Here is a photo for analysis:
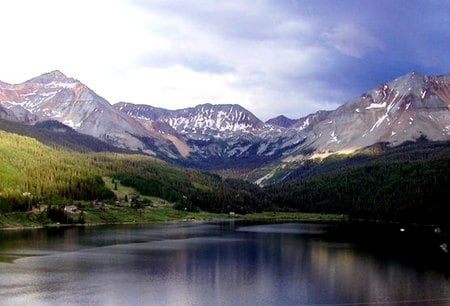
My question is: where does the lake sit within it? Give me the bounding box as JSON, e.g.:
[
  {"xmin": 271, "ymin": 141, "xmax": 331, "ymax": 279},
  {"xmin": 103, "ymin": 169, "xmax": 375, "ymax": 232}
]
[{"xmin": 0, "ymin": 221, "xmax": 450, "ymax": 305}]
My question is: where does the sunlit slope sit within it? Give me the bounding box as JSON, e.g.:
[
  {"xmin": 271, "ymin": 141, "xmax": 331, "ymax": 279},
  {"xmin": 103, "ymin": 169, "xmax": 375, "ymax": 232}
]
[{"xmin": 0, "ymin": 130, "xmax": 265, "ymax": 213}]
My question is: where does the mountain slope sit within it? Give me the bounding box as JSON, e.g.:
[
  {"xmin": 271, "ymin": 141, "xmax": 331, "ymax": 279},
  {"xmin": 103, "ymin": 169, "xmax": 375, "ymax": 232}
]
[
  {"xmin": 300, "ymin": 72, "xmax": 450, "ymax": 153},
  {"xmin": 114, "ymin": 102, "xmax": 306, "ymax": 169},
  {"xmin": 0, "ymin": 128, "xmax": 266, "ymax": 215},
  {"xmin": 264, "ymin": 141, "xmax": 450, "ymax": 223},
  {"xmin": 0, "ymin": 71, "xmax": 153, "ymax": 152},
  {"xmin": 115, "ymin": 72, "xmax": 450, "ymax": 175},
  {"xmin": 251, "ymin": 72, "xmax": 450, "ymax": 184},
  {"xmin": 0, "ymin": 104, "xmax": 18, "ymax": 121},
  {"xmin": 0, "ymin": 118, "xmax": 128, "ymax": 153}
]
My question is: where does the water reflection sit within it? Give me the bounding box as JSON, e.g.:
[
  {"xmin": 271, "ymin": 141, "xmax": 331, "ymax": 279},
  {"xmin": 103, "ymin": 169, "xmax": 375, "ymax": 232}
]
[{"xmin": 0, "ymin": 222, "xmax": 449, "ymax": 305}]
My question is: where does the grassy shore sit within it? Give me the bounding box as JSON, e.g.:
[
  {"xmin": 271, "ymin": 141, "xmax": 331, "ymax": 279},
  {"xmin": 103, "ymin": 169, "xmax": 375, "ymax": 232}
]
[{"xmin": 0, "ymin": 206, "xmax": 347, "ymax": 230}]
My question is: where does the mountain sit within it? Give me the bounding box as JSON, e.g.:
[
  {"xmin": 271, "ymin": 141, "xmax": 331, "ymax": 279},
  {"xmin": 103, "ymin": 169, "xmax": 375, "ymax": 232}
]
[
  {"xmin": 115, "ymin": 72, "xmax": 450, "ymax": 174},
  {"xmin": 265, "ymin": 115, "xmax": 297, "ymax": 128},
  {"xmin": 0, "ymin": 127, "xmax": 267, "ymax": 217},
  {"xmin": 1, "ymin": 70, "xmax": 449, "ymax": 183},
  {"xmin": 0, "ymin": 71, "xmax": 154, "ymax": 152},
  {"xmin": 264, "ymin": 140, "xmax": 450, "ymax": 223},
  {"xmin": 162, "ymin": 103, "xmax": 264, "ymax": 136},
  {"xmin": 290, "ymin": 110, "xmax": 331, "ymax": 132},
  {"xmin": 114, "ymin": 102, "xmax": 306, "ymax": 169},
  {"xmin": 115, "ymin": 102, "xmax": 264, "ymax": 137},
  {"xmin": 297, "ymin": 72, "xmax": 450, "ymax": 153},
  {"xmin": 252, "ymin": 72, "xmax": 450, "ymax": 185}
]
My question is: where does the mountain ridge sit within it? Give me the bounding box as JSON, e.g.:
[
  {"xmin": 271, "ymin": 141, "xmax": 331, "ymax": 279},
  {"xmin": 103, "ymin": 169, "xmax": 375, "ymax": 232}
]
[{"xmin": 0, "ymin": 70, "xmax": 449, "ymax": 184}]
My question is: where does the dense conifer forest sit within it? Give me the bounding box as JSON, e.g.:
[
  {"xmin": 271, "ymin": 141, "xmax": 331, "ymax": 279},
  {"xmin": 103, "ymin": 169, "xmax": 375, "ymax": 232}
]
[
  {"xmin": 265, "ymin": 158, "xmax": 450, "ymax": 224},
  {"xmin": 264, "ymin": 140, "xmax": 450, "ymax": 224}
]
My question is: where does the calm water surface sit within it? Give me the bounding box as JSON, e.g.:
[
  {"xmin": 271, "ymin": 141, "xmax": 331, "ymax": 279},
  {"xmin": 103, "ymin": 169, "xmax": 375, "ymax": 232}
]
[{"xmin": 0, "ymin": 221, "xmax": 449, "ymax": 305}]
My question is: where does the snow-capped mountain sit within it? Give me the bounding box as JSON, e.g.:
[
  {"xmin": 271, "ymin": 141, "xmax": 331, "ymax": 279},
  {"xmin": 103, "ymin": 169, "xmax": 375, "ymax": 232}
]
[
  {"xmin": 116, "ymin": 102, "xmax": 263, "ymax": 137},
  {"xmin": 162, "ymin": 103, "xmax": 264, "ymax": 137},
  {"xmin": 114, "ymin": 102, "xmax": 305, "ymax": 167},
  {"xmin": 1, "ymin": 70, "xmax": 449, "ymax": 180}
]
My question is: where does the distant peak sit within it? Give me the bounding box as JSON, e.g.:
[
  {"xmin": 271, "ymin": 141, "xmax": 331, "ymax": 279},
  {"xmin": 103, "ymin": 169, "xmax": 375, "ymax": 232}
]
[
  {"xmin": 409, "ymin": 70, "xmax": 423, "ymax": 76},
  {"xmin": 47, "ymin": 70, "xmax": 67, "ymax": 78},
  {"xmin": 406, "ymin": 71, "xmax": 425, "ymax": 79},
  {"xmin": 37, "ymin": 70, "xmax": 68, "ymax": 80},
  {"xmin": 26, "ymin": 70, "xmax": 73, "ymax": 84},
  {"xmin": 395, "ymin": 71, "xmax": 425, "ymax": 82},
  {"xmin": 270, "ymin": 115, "xmax": 291, "ymax": 121},
  {"xmin": 193, "ymin": 103, "xmax": 251, "ymax": 113},
  {"xmin": 114, "ymin": 102, "xmax": 130, "ymax": 107},
  {"xmin": 385, "ymin": 71, "xmax": 428, "ymax": 95},
  {"xmin": 266, "ymin": 115, "xmax": 296, "ymax": 128}
]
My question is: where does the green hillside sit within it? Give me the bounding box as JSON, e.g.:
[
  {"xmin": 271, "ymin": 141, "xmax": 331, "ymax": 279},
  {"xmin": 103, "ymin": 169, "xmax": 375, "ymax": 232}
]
[
  {"xmin": 0, "ymin": 118, "xmax": 127, "ymax": 153},
  {"xmin": 0, "ymin": 129, "xmax": 266, "ymax": 217},
  {"xmin": 265, "ymin": 151, "xmax": 450, "ymax": 224},
  {"xmin": 1, "ymin": 125, "xmax": 449, "ymax": 227}
]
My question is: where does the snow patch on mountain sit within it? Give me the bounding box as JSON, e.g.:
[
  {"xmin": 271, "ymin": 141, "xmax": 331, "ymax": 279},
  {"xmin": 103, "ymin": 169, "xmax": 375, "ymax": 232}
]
[{"xmin": 366, "ymin": 102, "xmax": 386, "ymax": 109}]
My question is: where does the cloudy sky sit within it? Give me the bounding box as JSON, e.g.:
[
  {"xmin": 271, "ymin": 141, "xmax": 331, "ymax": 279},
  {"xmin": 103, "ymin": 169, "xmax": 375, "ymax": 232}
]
[{"xmin": 0, "ymin": 0, "xmax": 449, "ymax": 120}]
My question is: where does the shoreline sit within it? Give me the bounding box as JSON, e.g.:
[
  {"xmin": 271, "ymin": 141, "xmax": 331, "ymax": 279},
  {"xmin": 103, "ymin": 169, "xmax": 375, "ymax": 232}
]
[
  {"xmin": 1, "ymin": 210, "xmax": 443, "ymax": 232},
  {"xmin": 0, "ymin": 211, "xmax": 347, "ymax": 231}
]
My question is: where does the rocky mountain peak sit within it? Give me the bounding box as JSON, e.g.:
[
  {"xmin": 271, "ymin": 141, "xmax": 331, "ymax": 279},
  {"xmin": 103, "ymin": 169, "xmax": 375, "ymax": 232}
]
[
  {"xmin": 265, "ymin": 115, "xmax": 296, "ymax": 128},
  {"xmin": 0, "ymin": 71, "xmax": 152, "ymax": 152},
  {"xmin": 26, "ymin": 70, "xmax": 75, "ymax": 84},
  {"xmin": 114, "ymin": 102, "xmax": 170, "ymax": 121},
  {"xmin": 163, "ymin": 103, "xmax": 264, "ymax": 136},
  {"xmin": 385, "ymin": 71, "xmax": 427, "ymax": 96}
]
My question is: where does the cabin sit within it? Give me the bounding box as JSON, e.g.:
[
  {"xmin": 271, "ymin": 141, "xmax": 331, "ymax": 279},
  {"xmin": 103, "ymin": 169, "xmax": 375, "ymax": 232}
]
[{"xmin": 64, "ymin": 205, "xmax": 78, "ymax": 213}]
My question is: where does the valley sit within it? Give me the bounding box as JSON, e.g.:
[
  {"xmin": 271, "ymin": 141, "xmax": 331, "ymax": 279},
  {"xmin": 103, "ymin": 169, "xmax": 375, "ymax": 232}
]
[{"xmin": 0, "ymin": 71, "xmax": 449, "ymax": 228}]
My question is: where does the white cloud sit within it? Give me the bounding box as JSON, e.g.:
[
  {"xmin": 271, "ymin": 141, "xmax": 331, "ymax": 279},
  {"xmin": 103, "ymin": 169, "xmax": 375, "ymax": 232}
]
[
  {"xmin": 4, "ymin": 0, "xmax": 436, "ymax": 122},
  {"xmin": 0, "ymin": 0, "xmax": 357, "ymax": 120},
  {"xmin": 107, "ymin": 66, "xmax": 244, "ymax": 108}
]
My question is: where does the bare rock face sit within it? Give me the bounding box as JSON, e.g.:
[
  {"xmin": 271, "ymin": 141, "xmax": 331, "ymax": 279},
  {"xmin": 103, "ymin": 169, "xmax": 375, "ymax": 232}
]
[
  {"xmin": 0, "ymin": 71, "xmax": 150, "ymax": 151},
  {"xmin": 266, "ymin": 111, "xmax": 331, "ymax": 130},
  {"xmin": 297, "ymin": 72, "xmax": 450, "ymax": 154},
  {"xmin": 0, "ymin": 104, "xmax": 17, "ymax": 121}
]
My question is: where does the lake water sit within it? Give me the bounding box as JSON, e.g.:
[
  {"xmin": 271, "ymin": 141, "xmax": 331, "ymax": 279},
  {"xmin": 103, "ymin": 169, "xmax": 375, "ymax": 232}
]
[{"xmin": 1, "ymin": 221, "xmax": 450, "ymax": 305}]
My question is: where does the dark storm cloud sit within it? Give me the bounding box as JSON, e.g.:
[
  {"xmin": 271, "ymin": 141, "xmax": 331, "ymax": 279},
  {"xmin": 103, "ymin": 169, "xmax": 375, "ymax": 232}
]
[{"xmin": 132, "ymin": 0, "xmax": 450, "ymax": 119}]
